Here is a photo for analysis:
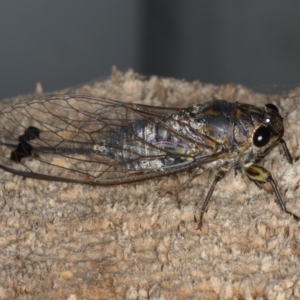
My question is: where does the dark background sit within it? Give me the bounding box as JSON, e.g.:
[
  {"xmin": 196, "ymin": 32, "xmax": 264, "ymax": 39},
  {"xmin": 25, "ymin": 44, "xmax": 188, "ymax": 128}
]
[{"xmin": 1, "ymin": 1, "xmax": 300, "ymax": 99}]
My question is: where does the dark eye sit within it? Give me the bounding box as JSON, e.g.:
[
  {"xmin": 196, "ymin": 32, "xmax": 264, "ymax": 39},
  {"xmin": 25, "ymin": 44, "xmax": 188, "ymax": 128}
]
[
  {"xmin": 253, "ymin": 126, "xmax": 271, "ymax": 147},
  {"xmin": 265, "ymin": 103, "xmax": 279, "ymax": 113}
]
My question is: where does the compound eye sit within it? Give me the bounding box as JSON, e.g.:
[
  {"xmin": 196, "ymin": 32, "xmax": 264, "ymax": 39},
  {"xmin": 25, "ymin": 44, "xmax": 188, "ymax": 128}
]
[
  {"xmin": 265, "ymin": 103, "xmax": 279, "ymax": 113},
  {"xmin": 253, "ymin": 126, "xmax": 271, "ymax": 147}
]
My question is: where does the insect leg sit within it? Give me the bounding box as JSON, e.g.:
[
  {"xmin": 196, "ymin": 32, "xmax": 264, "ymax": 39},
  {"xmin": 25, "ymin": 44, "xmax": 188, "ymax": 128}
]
[
  {"xmin": 160, "ymin": 168, "xmax": 204, "ymax": 208},
  {"xmin": 244, "ymin": 164, "xmax": 300, "ymax": 222},
  {"xmin": 197, "ymin": 170, "xmax": 226, "ymax": 230},
  {"xmin": 173, "ymin": 168, "xmax": 204, "ymax": 195},
  {"xmin": 267, "ymin": 176, "xmax": 300, "ymax": 222},
  {"xmin": 169, "ymin": 168, "xmax": 203, "ymax": 209},
  {"xmin": 280, "ymin": 138, "xmax": 293, "ymax": 164}
]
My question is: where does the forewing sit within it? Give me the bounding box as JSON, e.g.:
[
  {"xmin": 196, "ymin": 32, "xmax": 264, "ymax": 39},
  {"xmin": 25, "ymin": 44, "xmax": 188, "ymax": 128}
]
[{"xmin": 0, "ymin": 94, "xmax": 223, "ymax": 184}]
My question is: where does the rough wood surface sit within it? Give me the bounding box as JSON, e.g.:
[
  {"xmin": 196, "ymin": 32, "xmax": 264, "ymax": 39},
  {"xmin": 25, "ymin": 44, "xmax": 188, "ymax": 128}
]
[{"xmin": 0, "ymin": 68, "xmax": 300, "ymax": 300}]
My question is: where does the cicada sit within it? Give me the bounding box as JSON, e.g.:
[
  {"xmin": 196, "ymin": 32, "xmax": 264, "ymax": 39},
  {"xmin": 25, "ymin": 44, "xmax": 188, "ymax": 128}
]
[{"xmin": 0, "ymin": 95, "xmax": 298, "ymax": 228}]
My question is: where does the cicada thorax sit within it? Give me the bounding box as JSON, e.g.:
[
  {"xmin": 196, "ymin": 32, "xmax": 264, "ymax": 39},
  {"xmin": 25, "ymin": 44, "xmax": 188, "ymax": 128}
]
[{"xmin": 174, "ymin": 100, "xmax": 286, "ymax": 168}]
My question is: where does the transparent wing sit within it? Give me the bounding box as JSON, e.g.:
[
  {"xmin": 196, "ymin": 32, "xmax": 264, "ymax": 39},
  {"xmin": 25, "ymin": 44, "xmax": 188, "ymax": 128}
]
[{"xmin": 0, "ymin": 94, "xmax": 224, "ymax": 184}]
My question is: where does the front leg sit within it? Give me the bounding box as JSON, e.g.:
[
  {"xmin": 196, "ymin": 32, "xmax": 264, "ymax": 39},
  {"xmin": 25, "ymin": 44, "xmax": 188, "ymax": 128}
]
[{"xmin": 244, "ymin": 163, "xmax": 300, "ymax": 222}]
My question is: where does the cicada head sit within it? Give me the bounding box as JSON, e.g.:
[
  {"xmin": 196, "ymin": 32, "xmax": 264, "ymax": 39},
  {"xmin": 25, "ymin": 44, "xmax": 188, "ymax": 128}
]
[{"xmin": 250, "ymin": 103, "xmax": 286, "ymax": 159}]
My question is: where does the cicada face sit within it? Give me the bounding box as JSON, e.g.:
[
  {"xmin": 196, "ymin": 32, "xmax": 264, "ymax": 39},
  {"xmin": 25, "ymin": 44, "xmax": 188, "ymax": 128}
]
[{"xmin": 236, "ymin": 102, "xmax": 286, "ymax": 162}]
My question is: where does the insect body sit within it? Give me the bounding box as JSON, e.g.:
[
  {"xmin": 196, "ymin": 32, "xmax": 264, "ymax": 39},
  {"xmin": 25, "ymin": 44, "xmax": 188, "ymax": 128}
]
[{"xmin": 0, "ymin": 95, "xmax": 298, "ymax": 228}]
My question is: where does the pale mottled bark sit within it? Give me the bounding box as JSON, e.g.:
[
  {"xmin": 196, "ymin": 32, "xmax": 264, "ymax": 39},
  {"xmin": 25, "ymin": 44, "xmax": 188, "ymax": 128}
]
[{"xmin": 0, "ymin": 68, "xmax": 299, "ymax": 299}]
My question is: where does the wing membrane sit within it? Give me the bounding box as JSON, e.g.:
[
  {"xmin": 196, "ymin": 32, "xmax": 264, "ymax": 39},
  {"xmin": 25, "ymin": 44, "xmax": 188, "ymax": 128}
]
[{"xmin": 0, "ymin": 94, "xmax": 224, "ymax": 184}]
